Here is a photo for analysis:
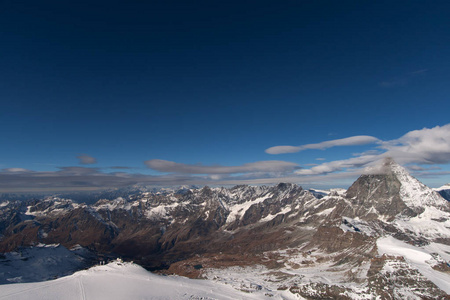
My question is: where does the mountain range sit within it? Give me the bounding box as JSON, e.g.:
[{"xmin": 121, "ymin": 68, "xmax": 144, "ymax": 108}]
[{"xmin": 0, "ymin": 159, "xmax": 449, "ymax": 299}]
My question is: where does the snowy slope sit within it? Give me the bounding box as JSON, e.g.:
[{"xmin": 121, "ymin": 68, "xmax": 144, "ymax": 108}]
[
  {"xmin": 0, "ymin": 260, "xmax": 296, "ymax": 300},
  {"xmin": 393, "ymin": 206, "xmax": 450, "ymax": 240},
  {"xmin": 384, "ymin": 161, "xmax": 450, "ymax": 241},
  {"xmin": 390, "ymin": 162, "xmax": 448, "ymax": 209},
  {"xmin": 377, "ymin": 236, "xmax": 450, "ymax": 294}
]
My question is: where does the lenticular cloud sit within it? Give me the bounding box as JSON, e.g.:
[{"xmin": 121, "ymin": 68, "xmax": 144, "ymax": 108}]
[{"xmin": 266, "ymin": 135, "xmax": 380, "ymax": 154}]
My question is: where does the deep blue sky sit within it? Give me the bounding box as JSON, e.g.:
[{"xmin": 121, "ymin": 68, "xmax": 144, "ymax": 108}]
[{"xmin": 1, "ymin": 1, "xmax": 450, "ymax": 191}]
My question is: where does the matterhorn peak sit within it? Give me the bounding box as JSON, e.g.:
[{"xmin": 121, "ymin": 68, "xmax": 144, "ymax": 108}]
[
  {"xmin": 374, "ymin": 157, "xmax": 447, "ymax": 210},
  {"xmin": 346, "ymin": 158, "xmax": 449, "ymax": 217},
  {"xmin": 379, "ymin": 156, "xmax": 397, "ymax": 170},
  {"xmin": 361, "ymin": 157, "xmax": 404, "ymax": 176}
]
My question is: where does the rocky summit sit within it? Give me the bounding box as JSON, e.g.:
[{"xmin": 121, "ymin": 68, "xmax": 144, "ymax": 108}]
[{"xmin": 1, "ymin": 159, "xmax": 450, "ymax": 299}]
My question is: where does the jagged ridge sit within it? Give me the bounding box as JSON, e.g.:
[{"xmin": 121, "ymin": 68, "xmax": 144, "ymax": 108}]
[{"xmin": 1, "ymin": 160, "xmax": 450, "ymax": 298}]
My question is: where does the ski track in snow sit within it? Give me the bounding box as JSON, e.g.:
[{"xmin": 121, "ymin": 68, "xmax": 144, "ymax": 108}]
[
  {"xmin": 78, "ymin": 276, "xmax": 86, "ymax": 300},
  {"xmin": 0, "ymin": 278, "xmax": 71, "ymax": 300},
  {"xmin": 0, "ymin": 261, "xmax": 291, "ymax": 300}
]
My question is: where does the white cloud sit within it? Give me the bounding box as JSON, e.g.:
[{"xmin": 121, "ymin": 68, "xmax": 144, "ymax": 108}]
[
  {"xmin": 352, "ymin": 149, "xmax": 381, "ymax": 157},
  {"xmin": 2, "ymin": 124, "xmax": 449, "ymax": 193},
  {"xmin": 145, "ymin": 159, "xmax": 299, "ymax": 174},
  {"xmin": 77, "ymin": 154, "xmax": 97, "ymax": 165},
  {"xmin": 59, "ymin": 167, "xmax": 101, "ymax": 175},
  {"xmin": 2, "ymin": 168, "xmax": 31, "ymax": 173},
  {"xmin": 295, "ymin": 155, "xmax": 379, "ymax": 175},
  {"xmin": 410, "ymin": 171, "xmax": 450, "ymax": 178},
  {"xmin": 407, "ymin": 165, "xmax": 427, "ymax": 171},
  {"xmin": 293, "ymin": 124, "xmax": 450, "ymax": 177},
  {"xmin": 381, "ymin": 124, "xmax": 450, "ymax": 165},
  {"xmin": 213, "ymin": 170, "xmax": 363, "ymax": 188},
  {"xmin": 0, "ymin": 167, "xmax": 197, "ymax": 193},
  {"xmin": 407, "ymin": 165, "xmax": 441, "ymax": 171},
  {"xmin": 265, "ymin": 135, "xmax": 380, "ymax": 154}
]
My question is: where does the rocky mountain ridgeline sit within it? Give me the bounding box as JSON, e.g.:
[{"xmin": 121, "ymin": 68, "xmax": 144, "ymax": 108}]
[{"xmin": 1, "ymin": 159, "xmax": 450, "ymax": 299}]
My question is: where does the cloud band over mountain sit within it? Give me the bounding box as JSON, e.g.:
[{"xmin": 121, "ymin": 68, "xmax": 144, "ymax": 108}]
[
  {"xmin": 144, "ymin": 160, "xmax": 299, "ymax": 174},
  {"xmin": 1, "ymin": 124, "xmax": 450, "ymax": 192}
]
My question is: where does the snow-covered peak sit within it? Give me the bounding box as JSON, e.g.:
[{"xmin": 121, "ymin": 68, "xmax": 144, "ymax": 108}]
[
  {"xmin": 25, "ymin": 197, "xmax": 80, "ymax": 217},
  {"xmin": 93, "ymin": 197, "xmax": 132, "ymax": 211},
  {"xmin": 388, "ymin": 160, "xmax": 448, "ymax": 210}
]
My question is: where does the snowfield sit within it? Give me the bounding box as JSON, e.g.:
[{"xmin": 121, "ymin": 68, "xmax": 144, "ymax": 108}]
[
  {"xmin": 377, "ymin": 236, "xmax": 450, "ymax": 294},
  {"xmin": 0, "ymin": 260, "xmax": 298, "ymax": 300}
]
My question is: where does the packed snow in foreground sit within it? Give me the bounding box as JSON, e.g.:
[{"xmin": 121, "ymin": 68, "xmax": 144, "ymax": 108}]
[{"xmin": 0, "ymin": 260, "xmax": 300, "ymax": 300}]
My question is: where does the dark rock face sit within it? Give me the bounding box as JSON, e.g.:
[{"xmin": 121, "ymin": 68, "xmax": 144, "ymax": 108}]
[
  {"xmin": 0, "ymin": 203, "xmax": 24, "ymax": 235},
  {"xmin": 346, "ymin": 173, "xmax": 414, "ymax": 219},
  {"xmin": 307, "ymin": 226, "xmax": 374, "ymax": 253},
  {"xmin": 0, "ymin": 207, "xmax": 118, "ymax": 253}
]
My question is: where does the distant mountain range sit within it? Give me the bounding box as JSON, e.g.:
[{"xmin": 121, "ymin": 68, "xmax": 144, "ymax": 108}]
[{"xmin": 1, "ymin": 159, "xmax": 449, "ymax": 299}]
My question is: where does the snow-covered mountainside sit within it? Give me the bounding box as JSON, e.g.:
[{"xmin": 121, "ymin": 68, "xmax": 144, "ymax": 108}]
[
  {"xmin": 1, "ymin": 159, "xmax": 450, "ymax": 299},
  {"xmin": 0, "ymin": 244, "xmax": 95, "ymax": 284},
  {"xmin": 390, "ymin": 161, "xmax": 449, "ymax": 210}
]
